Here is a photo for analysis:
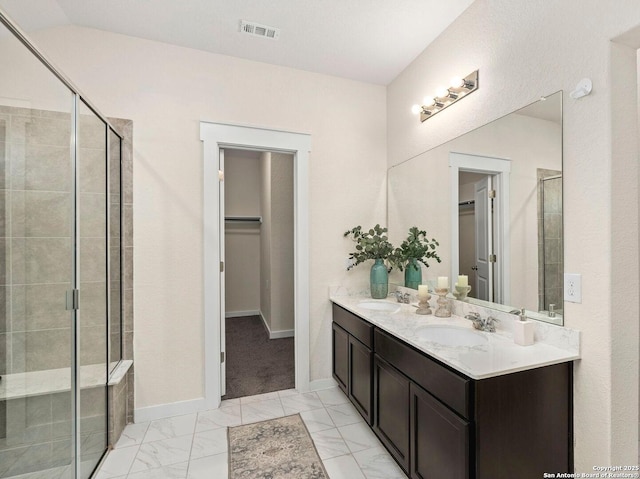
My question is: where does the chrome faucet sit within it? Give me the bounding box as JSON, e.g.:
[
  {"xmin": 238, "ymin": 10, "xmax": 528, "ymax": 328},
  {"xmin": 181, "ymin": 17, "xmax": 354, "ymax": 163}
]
[
  {"xmin": 394, "ymin": 291, "xmax": 411, "ymax": 303},
  {"xmin": 465, "ymin": 312, "xmax": 499, "ymax": 332}
]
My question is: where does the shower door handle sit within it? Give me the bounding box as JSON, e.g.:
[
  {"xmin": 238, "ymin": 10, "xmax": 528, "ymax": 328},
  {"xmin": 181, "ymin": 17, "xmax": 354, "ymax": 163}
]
[{"xmin": 66, "ymin": 289, "xmax": 80, "ymax": 310}]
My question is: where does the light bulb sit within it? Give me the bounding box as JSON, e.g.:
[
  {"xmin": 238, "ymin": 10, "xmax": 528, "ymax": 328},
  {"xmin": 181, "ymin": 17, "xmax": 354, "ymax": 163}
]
[
  {"xmin": 411, "ymin": 104, "xmax": 422, "ymax": 115},
  {"xmin": 422, "ymin": 96, "xmax": 435, "ymax": 107},
  {"xmin": 435, "ymin": 86, "xmax": 449, "ymax": 98},
  {"xmin": 450, "ymin": 76, "xmax": 465, "ymax": 88}
]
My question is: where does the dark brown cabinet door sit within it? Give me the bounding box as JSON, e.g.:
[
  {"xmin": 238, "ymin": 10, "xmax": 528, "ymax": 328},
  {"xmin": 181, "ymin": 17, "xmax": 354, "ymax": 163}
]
[
  {"xmin": 373, "ymin": 355, "xmax": 410, "ymax": 473},
  {"xmin": 349, "ymin": 336, "xmax": 372, "ymax": 424},
  {"xmin": 410, "ymin": 383, "xmax": 469, "ymax": 479},
  {"xmin": 332, "ymin": 323, "xmax": 349, "ymax": 394}
]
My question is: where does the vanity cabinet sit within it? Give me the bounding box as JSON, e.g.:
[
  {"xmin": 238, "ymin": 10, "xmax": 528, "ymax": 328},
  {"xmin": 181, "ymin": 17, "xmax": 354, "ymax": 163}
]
[
  {"xmin": 410, "ymin": 382, "xmax": 469, "ymax": 479},
  {"xmin": 332, "ymin": 304, "xmax": 573, "ymax": 479},
  {"xmin": 373, "ymin": 355, "xmax": 410, "ymax": 470},
  {"xmin": 375, "ymin": 328, "xmax": 470, "ymax": 478},
  {"xmin": 331, "ymin": 304, "xmax": 374, "ymax": 424}
]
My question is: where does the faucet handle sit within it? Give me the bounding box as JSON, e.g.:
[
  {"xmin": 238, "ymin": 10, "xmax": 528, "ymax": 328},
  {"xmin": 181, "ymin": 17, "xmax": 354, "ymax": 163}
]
[
  {"xmin": 485, "ymin": 316, "xmax": 499, "ymax": 332},
  {"xmin": 464, "ymin": 312, "xmax": 480, "ymax": 321}
]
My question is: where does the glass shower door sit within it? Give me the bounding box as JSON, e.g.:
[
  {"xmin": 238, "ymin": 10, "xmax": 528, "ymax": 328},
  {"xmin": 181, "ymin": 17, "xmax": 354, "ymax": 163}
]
[
  {"xmin": 0, "ymin": 17, "xmax": 76, "ymax": 479},
  {"xmin": 76, "ymin": 101, "xmax": 108, "ymax": 479},
  {"xmin": 0, "ymin": 9, "xmax": 117, "ymax": 479}
]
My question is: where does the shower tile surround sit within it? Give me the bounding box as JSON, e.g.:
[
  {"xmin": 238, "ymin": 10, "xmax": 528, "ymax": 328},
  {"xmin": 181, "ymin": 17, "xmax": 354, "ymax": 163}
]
[
  {"xmin": 537, "ymin": 168, "xmax": 563, "ymax": 313},
  {"xmin": 0, "ymin": 107, "xmax": 134, "ymax": 477}
]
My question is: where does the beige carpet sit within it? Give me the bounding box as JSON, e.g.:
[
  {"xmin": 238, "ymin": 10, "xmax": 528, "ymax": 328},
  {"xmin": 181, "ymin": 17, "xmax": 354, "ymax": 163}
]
[
  {"xmin": 224, "ymin": 316, "xmax": 294, "ymax": 399},
  {"xmin": 228, "ymin": 414, "xmax": 328, "ymax": 479}
]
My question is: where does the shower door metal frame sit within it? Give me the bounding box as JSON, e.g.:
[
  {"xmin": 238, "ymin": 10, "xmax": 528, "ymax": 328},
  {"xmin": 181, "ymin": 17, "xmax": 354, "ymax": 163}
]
[{"xmin": 0, "ymin": 6, "xmax": 125, "ymax": 479}]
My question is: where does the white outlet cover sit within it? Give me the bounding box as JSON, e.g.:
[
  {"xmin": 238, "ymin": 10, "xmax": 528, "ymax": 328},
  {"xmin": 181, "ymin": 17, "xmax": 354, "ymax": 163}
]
[{"xmin": 564, "ymin": 273, "xmax": 582, "ymax": 303}]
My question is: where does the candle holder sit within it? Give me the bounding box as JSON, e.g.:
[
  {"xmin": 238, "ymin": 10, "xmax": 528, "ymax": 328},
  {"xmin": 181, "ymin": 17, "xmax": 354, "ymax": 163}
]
[
  {"xmin": 453, "ymin": 284, "xmax": 472, "ymax": 301},
  {"xmin": 416, "ymin": 292, "xmax": 432, "ymax": 315},
  {"xmin": 434, "ymin": 288, "xmax": 451, "ymax": 317}
]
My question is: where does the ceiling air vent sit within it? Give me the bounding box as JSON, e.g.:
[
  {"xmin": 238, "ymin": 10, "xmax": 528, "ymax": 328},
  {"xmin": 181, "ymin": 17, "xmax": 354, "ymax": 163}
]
[{"xmin": 240, "ymin": 20, "xmax": 280, "ymax": 40}]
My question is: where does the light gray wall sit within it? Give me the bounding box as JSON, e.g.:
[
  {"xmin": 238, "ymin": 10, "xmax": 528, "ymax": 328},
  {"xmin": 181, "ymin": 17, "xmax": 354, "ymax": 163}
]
[
  {"xmin": 268, "ymin": 153, "xmax": 294, "ymax": 333},
  {"xmin": 259, "ymin": 152, "xmax": 294, "ymax": 335},
  {"xmin": 224, "ymin": 151, "xmax": 261, "ymax": 314}
]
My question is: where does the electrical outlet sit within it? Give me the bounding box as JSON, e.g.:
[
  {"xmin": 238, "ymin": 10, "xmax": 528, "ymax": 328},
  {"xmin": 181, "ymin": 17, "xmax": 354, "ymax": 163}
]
[{"xmin": 564, "ymin": 273, "xmax": 582, "ymax": 303}]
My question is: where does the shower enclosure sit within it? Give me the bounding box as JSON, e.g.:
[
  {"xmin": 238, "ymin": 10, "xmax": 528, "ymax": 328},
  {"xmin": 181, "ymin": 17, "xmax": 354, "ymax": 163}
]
[
  {"xmin": 0, "ymin": 10, "xmax": 125, "ymax": 479},
  {"xmin": 538, "ymin": 170, "xmax": 563, "ymax": 315}
]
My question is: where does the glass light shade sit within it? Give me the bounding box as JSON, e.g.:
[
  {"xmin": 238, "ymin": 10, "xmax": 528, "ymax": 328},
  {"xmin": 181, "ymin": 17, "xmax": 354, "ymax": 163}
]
[
  {"xmin": 450, "ymin": 76, "xmax": 465, "ymax": 88},
  {"xmin": 422, "ymin": 96, "xmax": 436, "ymax": 107},
  {"xmin": 435, "ymin": 86, "xmax": 450, "ymax": 98},
  {"xmin": 411, "ymin": 104, "xmax": 422, "ymax": 115}
]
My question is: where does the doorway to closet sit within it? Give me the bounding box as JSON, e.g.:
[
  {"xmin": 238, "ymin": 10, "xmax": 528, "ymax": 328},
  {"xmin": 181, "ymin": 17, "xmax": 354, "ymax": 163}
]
[{"xmin": 221, "ymin": 148, "xmax": 295, "ymax": 399}]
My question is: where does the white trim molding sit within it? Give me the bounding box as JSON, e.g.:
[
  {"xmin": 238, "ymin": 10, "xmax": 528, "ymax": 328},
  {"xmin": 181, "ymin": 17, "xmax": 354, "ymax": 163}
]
[
  {"xmin": 225, "ymin": 310, "xmax": 261, "ymax": 318},
  {"xmin": 200, "ymin": 122, "xmax": 311, "ymax": 410},
  {"xmin": 258, "ymin": 311, "xmax": 294, "ymax": 339}
]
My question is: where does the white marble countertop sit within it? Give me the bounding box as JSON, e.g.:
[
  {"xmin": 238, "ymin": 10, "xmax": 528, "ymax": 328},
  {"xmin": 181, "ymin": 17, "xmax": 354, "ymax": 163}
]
[{"xmin": 331, "ymin": 294, "xmax": 580, "ymax": 380}]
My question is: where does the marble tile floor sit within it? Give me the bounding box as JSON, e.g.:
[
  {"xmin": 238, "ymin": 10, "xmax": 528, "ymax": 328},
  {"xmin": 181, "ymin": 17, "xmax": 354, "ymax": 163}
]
[{"xmin": 91, "ymin": 387, "xmax": 408, "ymax": 479}]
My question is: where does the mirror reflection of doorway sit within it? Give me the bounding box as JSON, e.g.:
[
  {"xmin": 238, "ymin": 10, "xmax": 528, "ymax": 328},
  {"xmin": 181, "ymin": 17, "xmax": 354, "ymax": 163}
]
[{"xmin": 458, "ymin": 172, "xmax": 497, "ymax": 302}]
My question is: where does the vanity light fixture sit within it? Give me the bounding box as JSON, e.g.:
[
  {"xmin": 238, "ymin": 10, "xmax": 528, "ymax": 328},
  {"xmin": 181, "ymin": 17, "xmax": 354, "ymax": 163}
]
[{"xmin": 412, "ymin": 70, "xmax": 479, "ymax": 122}]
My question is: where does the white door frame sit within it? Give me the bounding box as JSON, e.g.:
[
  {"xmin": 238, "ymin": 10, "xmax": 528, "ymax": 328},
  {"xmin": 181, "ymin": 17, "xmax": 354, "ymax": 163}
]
[
  {"xmin": 449, "ymin": 152, "xmax": 511, "ymax": 305},
  {"xmin": 200, "ymin": 122, "xmax": 311, "ymax": 409}
]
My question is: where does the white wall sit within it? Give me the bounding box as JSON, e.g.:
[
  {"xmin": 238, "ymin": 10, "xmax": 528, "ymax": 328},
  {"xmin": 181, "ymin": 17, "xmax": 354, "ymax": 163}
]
[
  {"xmin": 267, "ymin": 152, "xmax": 294, "ymax": 334},
  {"xmin": 224, "ymin": 151, "xmax": 261, "ymax": 314},
  {"xmin": 28, "ymin": 25, "xmax": 388, "ymax": 409},
  {"xmin": 387, "ymin": 0, "xmax": 639, "ymax": 469},
  {"xmin": 258, "ymin": 151, "xmax": 294, "ymax": 336},
  {"xmin": 259, "ymin": 152, "xmax": 272, "ymax": 330}
]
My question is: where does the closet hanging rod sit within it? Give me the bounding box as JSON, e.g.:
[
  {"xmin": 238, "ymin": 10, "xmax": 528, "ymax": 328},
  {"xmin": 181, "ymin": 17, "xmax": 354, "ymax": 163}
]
[
  {"xmin": 225, "ymin": 216, "xmax": 262, "ymax": 223},
  {"xmin": 458, "ymin": 200, "xmax": 475, "ymax": 207}
]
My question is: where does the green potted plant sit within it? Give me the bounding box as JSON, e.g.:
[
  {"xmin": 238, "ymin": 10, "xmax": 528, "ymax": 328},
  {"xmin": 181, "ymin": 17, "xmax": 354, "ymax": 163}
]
[
  {"xmin": 344, "ymin": 224, "xmax": 394, "ymax": 299},
  {"xmin": 393, "ymin": 226, "xmax": 441, "ymax": 290}
]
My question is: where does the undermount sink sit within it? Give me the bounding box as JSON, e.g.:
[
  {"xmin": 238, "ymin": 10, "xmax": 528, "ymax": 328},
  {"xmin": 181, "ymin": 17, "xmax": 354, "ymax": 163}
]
[
  {"xmin": 357, "ymin": 301, "xmax": 401, "ymax": 313},
  {"xmin": 415, "ymin": 325, "xmax": 488, "ymax": 347}
]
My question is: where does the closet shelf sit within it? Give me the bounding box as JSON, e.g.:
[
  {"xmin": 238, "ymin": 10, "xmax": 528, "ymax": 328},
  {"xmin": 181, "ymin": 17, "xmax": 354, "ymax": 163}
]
[{"xmin": 225, "ymin": 216, "xmax": 262, "ymax": 224}]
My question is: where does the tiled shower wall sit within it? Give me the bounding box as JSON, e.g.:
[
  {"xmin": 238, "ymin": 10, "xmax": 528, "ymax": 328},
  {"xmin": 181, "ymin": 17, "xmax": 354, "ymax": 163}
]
[
  {"xmin": 537, "ymin": 168, "xmax": 563, "ymax": 313},
  {"xmin": 1, "ymin": 106, "xmax": 73, "ymax": 376},
  {"xmin": 0, "ymin": 106, "xmax": 133, "ymax": 477},
  {"xmin": 108, "ymin": 116, "xmax": 134, "ymax": 440}
]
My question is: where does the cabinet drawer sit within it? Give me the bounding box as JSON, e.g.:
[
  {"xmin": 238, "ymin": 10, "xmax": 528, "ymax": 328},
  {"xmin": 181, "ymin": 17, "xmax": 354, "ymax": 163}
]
[
  {"xmin": 332, "ymin": 304, "xmax": 374, "ymax": 349},
  {"xmin": 375, "ymin": 329, "xmax": 471, "ymax": 419}
]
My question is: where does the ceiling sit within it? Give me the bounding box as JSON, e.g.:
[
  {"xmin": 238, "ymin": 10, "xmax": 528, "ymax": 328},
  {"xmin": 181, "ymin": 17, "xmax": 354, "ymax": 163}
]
[{"xmin": 0, "ymin": 0, "xmax": 474, "ymax": 85}]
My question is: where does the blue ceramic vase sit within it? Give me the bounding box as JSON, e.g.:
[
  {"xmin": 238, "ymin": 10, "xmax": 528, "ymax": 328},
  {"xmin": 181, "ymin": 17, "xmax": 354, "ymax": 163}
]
[
  {"xmin": 370, "ymin": 259, "xmax": 388, "ymax": 299},
  {"xmin": 404, "ymin": 258, "xmax": 422, "ymax": 290}
]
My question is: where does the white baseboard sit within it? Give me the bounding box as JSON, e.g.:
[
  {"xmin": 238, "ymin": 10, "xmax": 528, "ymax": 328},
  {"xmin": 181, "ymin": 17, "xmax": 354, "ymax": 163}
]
[
  {"xmin": 309, "ymin": 378, "xmax": 339, "ymax": 391},
  {"xmin": 259, "ymin": 311, "xmax": 295, "ymax": 339},
  {"xmin": 270, "ymin": 329, "xmax": 294, "ymax": 339},
  {"xmin": 133, "ymin": 378, "xmax": 339, "ymax": 422},
  {"xmin": 225, "ymin": 310, "xmax": 260, "ymax": 318},
  {"xmin": 134, "ymin": 397, "xmax": 206, "ymax": 423}
]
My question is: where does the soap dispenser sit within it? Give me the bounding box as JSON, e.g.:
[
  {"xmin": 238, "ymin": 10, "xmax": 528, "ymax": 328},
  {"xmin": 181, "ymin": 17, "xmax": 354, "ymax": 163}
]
[{"xmin": 513, "ymin": 308, "xmax": 535, "ymax": 346}]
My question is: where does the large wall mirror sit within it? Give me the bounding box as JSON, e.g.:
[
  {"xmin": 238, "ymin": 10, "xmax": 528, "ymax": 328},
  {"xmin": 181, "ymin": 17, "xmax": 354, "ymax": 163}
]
[{"xmin": 388, "ymin": 91, "xmax": 563, "ymax": 325}]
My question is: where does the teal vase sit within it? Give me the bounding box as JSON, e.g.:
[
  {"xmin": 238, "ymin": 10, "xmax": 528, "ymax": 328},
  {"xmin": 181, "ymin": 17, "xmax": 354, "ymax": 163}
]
[
  {"xmin": 404, "ymin": 258, "xmax": 422, "ymax": 290},
  {"xmin": 370, "ymin": 259, "xmax": 388, "ymax": 299}
]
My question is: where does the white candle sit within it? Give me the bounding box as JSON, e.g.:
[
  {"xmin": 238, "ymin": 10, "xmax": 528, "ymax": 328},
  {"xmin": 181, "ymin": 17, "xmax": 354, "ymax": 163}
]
[
  {"xmin": 458, "ymin": 275, "xmax": 468, "ymax": 287},
  {"xmin": 437, "ymin": 276, "xmax": 448, "ymax": 289},
  {"xmin": 418, "ymin": 284, "xmax": 429, "ymax": 299}
]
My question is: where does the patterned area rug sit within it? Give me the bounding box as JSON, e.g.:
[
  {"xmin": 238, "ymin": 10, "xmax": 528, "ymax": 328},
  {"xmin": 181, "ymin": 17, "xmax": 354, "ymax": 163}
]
[{"xmin": 228, "ymin": 414, "xmax": 328, "ymax": 479}]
